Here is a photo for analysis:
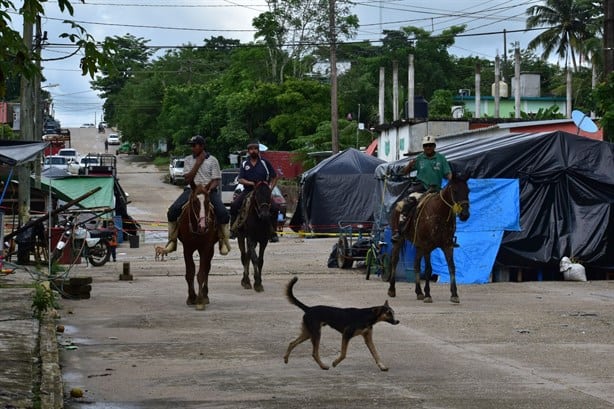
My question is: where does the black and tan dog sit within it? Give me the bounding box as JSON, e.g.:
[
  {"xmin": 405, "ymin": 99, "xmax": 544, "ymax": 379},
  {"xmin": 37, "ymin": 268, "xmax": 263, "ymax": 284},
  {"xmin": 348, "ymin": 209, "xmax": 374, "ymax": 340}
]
[{"xmin": 283, "ymin": 276, "xmax": 399, "ymax": 371}]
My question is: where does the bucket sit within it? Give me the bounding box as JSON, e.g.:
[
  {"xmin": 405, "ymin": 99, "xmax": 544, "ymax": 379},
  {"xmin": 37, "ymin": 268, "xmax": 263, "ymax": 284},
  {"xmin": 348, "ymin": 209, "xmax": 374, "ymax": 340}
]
[{"xmin": 128, "ymin": 234, "xmax": 139, "ymax": 248}]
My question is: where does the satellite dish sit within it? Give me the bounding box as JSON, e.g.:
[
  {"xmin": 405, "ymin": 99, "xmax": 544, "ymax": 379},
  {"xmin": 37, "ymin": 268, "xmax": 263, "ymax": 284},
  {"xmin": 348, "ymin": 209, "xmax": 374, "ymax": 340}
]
[{"xmin": 571, "ymin": 110, "xmax": 598, "ymax": 134}]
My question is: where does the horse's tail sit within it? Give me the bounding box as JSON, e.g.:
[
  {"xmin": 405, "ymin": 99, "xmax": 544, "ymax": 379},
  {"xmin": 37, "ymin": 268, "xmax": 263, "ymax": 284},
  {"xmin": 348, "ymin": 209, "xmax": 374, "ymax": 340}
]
[{"xmin": 286, "ymin": 277, "xmax": 309, "ymax": 311}]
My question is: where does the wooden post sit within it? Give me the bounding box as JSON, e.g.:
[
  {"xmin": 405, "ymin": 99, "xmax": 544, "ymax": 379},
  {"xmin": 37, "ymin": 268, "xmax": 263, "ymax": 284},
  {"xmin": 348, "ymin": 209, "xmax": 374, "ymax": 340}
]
[{"xmin": 119, "ymin": 262, "xmax": 133, "ymax": 281}]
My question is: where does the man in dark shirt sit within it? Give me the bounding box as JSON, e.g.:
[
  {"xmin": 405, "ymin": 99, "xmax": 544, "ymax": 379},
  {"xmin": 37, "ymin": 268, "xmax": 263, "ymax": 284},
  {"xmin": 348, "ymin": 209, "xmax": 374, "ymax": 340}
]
[{"xmin": 230, "ymin": 140, "xmax": 280, "ymax": 242}]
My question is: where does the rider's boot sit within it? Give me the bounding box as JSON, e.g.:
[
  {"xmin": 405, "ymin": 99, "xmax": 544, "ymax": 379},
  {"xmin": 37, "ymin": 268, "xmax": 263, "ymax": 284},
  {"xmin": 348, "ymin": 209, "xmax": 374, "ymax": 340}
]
[
  {"xmin": 218, "ymin": 223, "xmax": 232, "ymax": 255},
  {"xmin": 164, "ymin": 221, "xmax": 178, "ymax": 253}
]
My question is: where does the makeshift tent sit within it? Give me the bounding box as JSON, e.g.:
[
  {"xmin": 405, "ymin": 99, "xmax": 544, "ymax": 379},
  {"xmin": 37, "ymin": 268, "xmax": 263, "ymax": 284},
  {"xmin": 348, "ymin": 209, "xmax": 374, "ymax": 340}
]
[
  {"xmin": 291, "ymin": 148, "xmax": 385, "ymax": 233},
  {"xmin": 374, "ymin": 131, "xmax": 614, "ymax": 278}
]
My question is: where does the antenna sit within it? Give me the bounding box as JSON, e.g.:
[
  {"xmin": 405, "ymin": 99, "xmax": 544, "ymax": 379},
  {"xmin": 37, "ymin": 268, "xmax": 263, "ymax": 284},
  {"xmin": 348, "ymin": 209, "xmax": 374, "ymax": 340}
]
[{"xmin": 571, "ymin": 110, "xmax": 598, "ymax": 134}]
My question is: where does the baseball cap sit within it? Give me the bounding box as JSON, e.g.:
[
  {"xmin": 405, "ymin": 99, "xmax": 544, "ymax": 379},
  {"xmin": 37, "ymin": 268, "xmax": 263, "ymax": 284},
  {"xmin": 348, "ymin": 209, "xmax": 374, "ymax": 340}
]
[{"xmin": 187, "ymin": 135, "xmax": 206, "ymax": 145}]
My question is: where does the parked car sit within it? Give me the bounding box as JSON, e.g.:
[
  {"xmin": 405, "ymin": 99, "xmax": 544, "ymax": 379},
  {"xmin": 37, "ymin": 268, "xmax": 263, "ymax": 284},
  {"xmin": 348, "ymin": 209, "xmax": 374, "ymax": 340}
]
[
  {"xmin": 57, "ymin": 148, "xmax": 79, "ymax": 164},
  {"xmin": 169, "ymin": 158, "xmax": 185, "ymax": 185},
  {"xmin": 233, "ymin": 183, "xmax": 287, "ymax": 220},
  {"xmin": 221, "ymin": 168, "xmax": 240, "ymax": 206},
  {"xmin": 43, "ymin": 155, "xmax": 69, "ymax": 170},
  {"xmin": 68, "ymin": 155, "xmax": 101, "ymax": 175},
  {"xmin": 107, "ymin": 133, "xmax": 120, "ymax": 145}
]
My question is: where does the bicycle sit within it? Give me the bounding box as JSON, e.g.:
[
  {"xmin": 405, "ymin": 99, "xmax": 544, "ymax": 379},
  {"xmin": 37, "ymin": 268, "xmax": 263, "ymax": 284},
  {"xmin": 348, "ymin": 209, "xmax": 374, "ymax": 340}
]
[{"xmin": 365, "ymin": 234, "xmax": 392, "ymax": 282}]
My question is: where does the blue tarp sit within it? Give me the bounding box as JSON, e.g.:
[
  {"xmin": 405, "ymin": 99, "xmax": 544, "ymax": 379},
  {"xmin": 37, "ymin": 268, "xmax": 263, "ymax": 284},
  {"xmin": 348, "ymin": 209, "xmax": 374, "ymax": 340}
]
[{"xmin": 384, "ymin": 179, "xmax": 520, "ymax": 284}]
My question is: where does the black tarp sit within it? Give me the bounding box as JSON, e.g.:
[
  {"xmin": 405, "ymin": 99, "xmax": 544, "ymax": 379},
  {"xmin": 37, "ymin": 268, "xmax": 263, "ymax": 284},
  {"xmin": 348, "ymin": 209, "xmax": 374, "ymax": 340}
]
[
  {"xmin": 374, "ymin": 131, "xmax": 614, "ymax": 269},
  {"xmin": 290, "ymin": 148, "xmax": 385, "ymax": 233}
]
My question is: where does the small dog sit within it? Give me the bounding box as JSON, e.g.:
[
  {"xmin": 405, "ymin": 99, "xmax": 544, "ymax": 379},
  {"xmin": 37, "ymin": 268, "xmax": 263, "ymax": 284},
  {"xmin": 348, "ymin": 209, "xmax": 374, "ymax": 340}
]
[
  {"xmin": 154, "ymin": 245, "xmax": 168, "ymax": 261},
  {"xmin": 283, "ymin": 276, "xmax": 399, "ymax": 371}
]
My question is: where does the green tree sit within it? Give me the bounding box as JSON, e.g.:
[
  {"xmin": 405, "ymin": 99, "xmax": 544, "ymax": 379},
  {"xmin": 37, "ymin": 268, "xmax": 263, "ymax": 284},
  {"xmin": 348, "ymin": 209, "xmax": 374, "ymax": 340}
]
[
  {"xmin": 526, "ymin": 0, "xmax": 601, "ymax": 71},
  {"xmin": 90, "ymin": 34, "xmax": 154, "ymax": 124},
  {"xmin": 592, "ymin": 72, "xmax": 614, "ymax": 142},
  {"xmin": 429, "ymin": 89, "xmax": 454, "ymax": 118},
  {"xmin": 253, "ymin": 0, "xmax": 358, "ymax": 83},
  {"xmin": 0, "ymin": 0, "xmax": 106, "ymax": 98}
]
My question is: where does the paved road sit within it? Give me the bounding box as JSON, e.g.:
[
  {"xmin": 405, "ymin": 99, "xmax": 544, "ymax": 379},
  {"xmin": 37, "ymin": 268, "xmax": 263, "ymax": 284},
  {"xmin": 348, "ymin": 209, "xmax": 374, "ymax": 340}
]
[{"xmin": 56, "ymin": 128, "xmax": 614, "ymax": 408}]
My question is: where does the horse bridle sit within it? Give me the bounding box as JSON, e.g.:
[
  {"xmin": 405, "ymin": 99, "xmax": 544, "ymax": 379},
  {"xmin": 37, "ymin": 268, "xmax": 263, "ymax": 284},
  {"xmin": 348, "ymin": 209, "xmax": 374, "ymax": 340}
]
[
  {"xmin": 439, "ymin": 183, "xmax": 468, "ymax": 220},
  {"xmin": 252, "ymin": 181, "xmax": 271, "ymax": 219},
  {"xmin": 188, "ymin": 188, "xmax": 211, "ymax": 235}
]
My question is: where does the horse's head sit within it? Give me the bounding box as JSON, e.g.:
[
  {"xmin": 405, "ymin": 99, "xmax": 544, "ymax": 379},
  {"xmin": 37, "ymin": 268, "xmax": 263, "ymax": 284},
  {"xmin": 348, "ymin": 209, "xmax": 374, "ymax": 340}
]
[
  {"xmin": 189, "ymin": 184, "xmax": 212, "ymax": 234},
  {"xmin": 445, "ymin": 173, "xmax": 470, "ymax": 222},
  {"xmin": 253, "ymin": 181, "xmax": 272, "ymax": 221}
]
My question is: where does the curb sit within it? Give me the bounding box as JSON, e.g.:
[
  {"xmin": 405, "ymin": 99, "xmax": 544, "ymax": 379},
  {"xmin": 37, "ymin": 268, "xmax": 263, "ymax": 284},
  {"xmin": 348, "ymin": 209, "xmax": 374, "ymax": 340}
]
[{"xmin": 39, "ymin": 314, "xmax": 63, "ymax": 409}]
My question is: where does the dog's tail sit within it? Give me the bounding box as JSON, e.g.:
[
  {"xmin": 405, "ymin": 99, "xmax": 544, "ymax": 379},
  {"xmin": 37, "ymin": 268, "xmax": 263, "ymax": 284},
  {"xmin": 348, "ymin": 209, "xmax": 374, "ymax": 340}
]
[{"xmin": 286, "ymin": 277, "xmax": 308, "ymax": 312}]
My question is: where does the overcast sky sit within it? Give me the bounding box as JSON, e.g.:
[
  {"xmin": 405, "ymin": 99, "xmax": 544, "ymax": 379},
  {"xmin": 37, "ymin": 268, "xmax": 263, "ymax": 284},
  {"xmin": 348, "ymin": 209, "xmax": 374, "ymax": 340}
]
[{"xmin": 12, "ymin": 0, "xmax": 544, "ymax": 127}]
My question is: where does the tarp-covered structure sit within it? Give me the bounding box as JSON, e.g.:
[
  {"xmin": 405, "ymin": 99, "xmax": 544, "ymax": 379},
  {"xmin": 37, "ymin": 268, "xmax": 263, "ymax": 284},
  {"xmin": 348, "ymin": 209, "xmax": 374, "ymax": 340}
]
[
  {"xmin": 375, "ymin": 131, "xmax": 614, "ymax": 276},
  {"xmin": 37, "ymin": 176, "xmax": 116, "ymax": 209},
  {"xmin": 291, "ymin": 148, "xmax": 385, "ymax": 233}
]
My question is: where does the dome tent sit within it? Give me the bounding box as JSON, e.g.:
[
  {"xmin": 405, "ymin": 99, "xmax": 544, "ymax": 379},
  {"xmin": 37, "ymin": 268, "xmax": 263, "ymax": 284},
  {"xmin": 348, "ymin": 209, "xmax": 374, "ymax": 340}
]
[{"xmin": 290, "ymin": 148, "xmax": 385, "ymax": 234}]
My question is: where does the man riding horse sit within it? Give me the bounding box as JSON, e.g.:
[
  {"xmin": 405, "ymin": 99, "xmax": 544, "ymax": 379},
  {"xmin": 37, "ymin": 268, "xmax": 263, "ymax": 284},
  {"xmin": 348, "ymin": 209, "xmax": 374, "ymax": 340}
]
[
  {"xmin": 390, "ymin": 135, "xmax": 455, "ymax": 244},
  {"xmin": 230, "ymin": 140, "xmax": 280, "ymax": 242},
  {"xmin": 164, "ymin": 135, "xmax": 232, "ymax": 255}
]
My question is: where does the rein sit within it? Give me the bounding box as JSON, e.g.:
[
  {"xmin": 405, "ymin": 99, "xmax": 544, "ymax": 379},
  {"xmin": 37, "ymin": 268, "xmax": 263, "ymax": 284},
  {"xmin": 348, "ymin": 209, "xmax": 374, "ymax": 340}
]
[{"xmin": 439, "ymin": 184, "xmax": 468, "ymax": 221}]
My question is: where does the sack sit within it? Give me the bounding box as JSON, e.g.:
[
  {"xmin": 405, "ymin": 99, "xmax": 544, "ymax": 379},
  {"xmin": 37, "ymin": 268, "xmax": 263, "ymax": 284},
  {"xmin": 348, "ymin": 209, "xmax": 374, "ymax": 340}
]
[{"xmin": 560, "ymin": 257, "xmax": 587, "ymax": 282}]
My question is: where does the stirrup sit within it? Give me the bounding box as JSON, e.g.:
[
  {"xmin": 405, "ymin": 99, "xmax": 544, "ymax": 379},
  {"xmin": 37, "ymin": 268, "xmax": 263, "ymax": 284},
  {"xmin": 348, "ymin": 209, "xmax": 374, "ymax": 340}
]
[{"xmin": 391, "ymin": 231, "xmax": 401, "ymax": 242}]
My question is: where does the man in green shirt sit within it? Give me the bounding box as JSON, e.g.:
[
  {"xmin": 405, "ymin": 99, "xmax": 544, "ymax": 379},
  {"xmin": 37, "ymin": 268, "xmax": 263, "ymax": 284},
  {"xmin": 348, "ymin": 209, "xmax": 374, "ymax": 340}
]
[{"xmin": 391, "ymin": 135, "xmax": 452, "ymax": 242}]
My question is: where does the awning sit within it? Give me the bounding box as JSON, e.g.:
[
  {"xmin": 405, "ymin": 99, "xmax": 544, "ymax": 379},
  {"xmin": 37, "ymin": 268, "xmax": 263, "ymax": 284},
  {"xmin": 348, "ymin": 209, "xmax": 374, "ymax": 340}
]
[
  {"xmin": 0, "ymin": 141, "xmax": 49, "ymax": 166},
  {"xmin": 37, "ymin": 176, "xmax": 116, "ymax": 209}
]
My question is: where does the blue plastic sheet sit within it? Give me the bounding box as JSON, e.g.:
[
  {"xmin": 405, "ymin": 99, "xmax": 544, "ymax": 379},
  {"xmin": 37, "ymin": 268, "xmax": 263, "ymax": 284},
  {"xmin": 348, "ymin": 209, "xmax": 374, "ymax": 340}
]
[{"xmin": 394, "ymin": 179, "xmax": 520, "ymax": 284}]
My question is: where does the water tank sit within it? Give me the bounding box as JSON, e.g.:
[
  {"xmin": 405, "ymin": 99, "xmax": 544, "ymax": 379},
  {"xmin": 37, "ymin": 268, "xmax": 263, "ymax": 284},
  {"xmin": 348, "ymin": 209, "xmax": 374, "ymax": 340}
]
[
  {"xmin": 491, "ymin": 81, "xmax": 508, "ymax": 98},
  {"xmin": 414, "ymin": 96, "xmax": 428, "ymax": 119}
]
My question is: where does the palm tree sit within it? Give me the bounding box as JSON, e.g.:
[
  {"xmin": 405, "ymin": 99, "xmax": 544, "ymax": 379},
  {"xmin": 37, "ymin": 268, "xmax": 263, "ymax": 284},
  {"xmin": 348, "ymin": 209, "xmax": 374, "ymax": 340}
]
[{"xmin": 526, "ymin": 0, "xmax": 601, "ymax": 71}]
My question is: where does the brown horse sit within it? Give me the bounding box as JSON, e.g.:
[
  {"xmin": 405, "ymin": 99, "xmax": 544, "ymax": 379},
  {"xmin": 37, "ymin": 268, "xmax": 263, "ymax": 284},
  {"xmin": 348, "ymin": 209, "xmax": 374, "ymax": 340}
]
[
  {"xmin": 237, "ymin": 181, "xmax": 272, "ymax": 292},
  {"xmin": 388, "ymin": 174, "xmax": 470, "ymax": 303},
  {"xmin": 177, "ymin": 182, "xmax": 218, "ymax": 310}
]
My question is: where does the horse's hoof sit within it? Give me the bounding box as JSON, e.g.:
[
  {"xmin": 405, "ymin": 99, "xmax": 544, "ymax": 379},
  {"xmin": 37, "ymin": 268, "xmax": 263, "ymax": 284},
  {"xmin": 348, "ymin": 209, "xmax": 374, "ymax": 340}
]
[
  {"xmin": 450, "ymin": 296, "xmax": 460, "ymax": 304},
  {"xmin": 387, "ymin": 290, "xmax": 396, "ymax": 298},
  {"xmin": 241, "ymin": 281, "xmax": 252, "ymax": 290},
  {"xmin": 186, "ymin": 297, "xmax": 196, "ymax": 306},
  {"xmin": 204, "ymin": 297, "xmax": 210, "ymax": 305},
  {"xmin": 424, "ymin": 297, "xmax": 433, "ymax": 303},
  {"xmin": 417, "ymin": 294, "xmax": 425, "ymax": 300},
  {"xmin": 195, "ymin": 303, "xmax": 206, "ymax": 311},
  {"xmin": 254, "ymin": 284, "xmax": 264, "ymax": 293}
]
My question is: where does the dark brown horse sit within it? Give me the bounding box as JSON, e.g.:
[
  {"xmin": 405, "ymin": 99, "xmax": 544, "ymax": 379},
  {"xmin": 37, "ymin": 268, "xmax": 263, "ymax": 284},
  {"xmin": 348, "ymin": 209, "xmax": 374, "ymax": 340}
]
[
  {"xmin": 237, "ymin": 181, "xmax": 272, "ymax": 292},
  {"xmin": 388, "ymin": 174, "xmax": 470, "ymax": 303},
  {"xmin": 177, "ymin": 182, "xmax": 218, "ymax": 310}
]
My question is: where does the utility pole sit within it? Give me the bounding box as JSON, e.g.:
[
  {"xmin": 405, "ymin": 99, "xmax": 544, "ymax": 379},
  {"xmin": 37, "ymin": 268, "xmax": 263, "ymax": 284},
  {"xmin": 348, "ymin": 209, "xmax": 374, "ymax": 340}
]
[
  {"xmin": 329, "ymin": 0, "xmax": 339, "ymax": 154},
  {"xmin": 605, "ymin": 0, "xmax": 614, "ymax": 75},
  {"xmin": 33, "ymin": 15, "xmax": 43, "ymax": 190},
  {"xmin": 18, "ymin": 10, "xmax": 35, "ymax": 227}
]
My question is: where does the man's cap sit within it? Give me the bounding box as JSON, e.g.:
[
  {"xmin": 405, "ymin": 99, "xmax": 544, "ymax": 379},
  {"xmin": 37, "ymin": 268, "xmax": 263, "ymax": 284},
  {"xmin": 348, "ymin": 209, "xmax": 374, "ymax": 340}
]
[
  {"xmin": 247, "ymin": 139, "xmax": 260, "ymax": 149},
  {"xmin": 187, "ymin": 135, "xmax": 206, "ymax": 146},
  {"xmin": 422, "ymin": 135, "xmax": 436, "ymax": 145}
]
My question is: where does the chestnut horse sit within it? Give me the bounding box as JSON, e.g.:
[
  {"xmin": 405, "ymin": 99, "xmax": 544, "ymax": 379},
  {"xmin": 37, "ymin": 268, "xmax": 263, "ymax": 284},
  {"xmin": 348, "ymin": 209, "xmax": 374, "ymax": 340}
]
[
  {"xmin": 388, "ymin": 174, "xmax": 470, "ymax": 303},
  {"xmin": 237, "ymin": 181, "xmax": 272, "ymax": 292},
  {"xmin": 177, "ymin": 182, "xmax": 218, "ymax": 310}
]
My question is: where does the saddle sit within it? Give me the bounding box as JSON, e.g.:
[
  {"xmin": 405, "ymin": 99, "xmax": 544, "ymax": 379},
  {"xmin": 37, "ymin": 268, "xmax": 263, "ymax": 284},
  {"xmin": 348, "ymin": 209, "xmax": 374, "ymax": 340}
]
[{"xmin": 230, "ymin": 191, "xmax": 253, "ymax": 233}]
